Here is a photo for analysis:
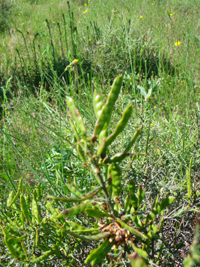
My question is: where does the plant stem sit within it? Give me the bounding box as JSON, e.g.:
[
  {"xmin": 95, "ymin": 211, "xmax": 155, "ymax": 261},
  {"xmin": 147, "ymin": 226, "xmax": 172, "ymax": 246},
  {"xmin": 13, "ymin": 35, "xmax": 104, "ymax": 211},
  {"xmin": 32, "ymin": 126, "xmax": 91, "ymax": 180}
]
[{"xmin": 90, "ymin": 155, "xmax": 116, "ymax": 216}]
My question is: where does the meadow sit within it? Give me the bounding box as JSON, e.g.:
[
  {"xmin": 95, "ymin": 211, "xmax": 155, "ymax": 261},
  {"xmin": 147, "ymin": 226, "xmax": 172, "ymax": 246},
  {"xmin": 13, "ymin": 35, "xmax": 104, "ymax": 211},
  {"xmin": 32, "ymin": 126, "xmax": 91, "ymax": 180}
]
[{"xmin": 0, "ymin": 0, "xmax": 200, "ymax": 266}]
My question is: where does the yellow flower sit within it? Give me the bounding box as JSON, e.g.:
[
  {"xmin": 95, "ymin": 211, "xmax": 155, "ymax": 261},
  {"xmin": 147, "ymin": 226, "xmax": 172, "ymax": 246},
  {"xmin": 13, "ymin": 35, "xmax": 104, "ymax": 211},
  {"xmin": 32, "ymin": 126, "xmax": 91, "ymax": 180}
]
[
  {"xmin": 140, "ymin": 16, "xmax": 143, "ymax": 18},
  {"xmin": 83, "ymin": 10, "xmax": 88, "ymax": 13},
  {"xmin": 170, "ymin": 13, "xmax": 173, "ymax": 16},
  {"xmin": 89, "ymin": 39, "xmax": 91, "ymax": 41},
  {"xmin": 151, "ymin": 3, "xmax": 154, "ymax": 5},
  {"xmin": 85, "ymin": 3, "xmax": 87, "ymax": 5},
  {"xmin": 154, "ymin": 106, "xmax": 156, "ymax": 109},
  {"xmin": 175, "ymin": 41, "xmax": 181, "ymax": 46}
]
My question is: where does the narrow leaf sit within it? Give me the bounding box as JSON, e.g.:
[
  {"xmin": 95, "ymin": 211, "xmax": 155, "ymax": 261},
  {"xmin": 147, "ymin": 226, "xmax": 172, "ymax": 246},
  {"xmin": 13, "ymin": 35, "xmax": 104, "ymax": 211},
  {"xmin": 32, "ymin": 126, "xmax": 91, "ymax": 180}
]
[
  {"xmin": 57, "ymin": 201, "xmax": 93, "ymax": 219},
  {"xmin": 105, "ymin": 104, "xmax": 133, "ymax": 147},
  {"xmin": 93, "ymin": 75, "xmax": 123, "ymax": 137},
  {"xmin": 66, "ymin": 96, "xmax": 86, "ymax": 136},
  {"xmin": 85, "ymin": 208, "xmax": 113, "ymax": 219},
  {"xmin": 7, "ymin": 178, "xmax": 22, "ymax": 207},
  {"xmin": 85, "ymin": 239, "xmax": 114, "ymax": 265},
  {"xmin": 116, "ymin": 219, "xmax": 147, "ymax": 240}
]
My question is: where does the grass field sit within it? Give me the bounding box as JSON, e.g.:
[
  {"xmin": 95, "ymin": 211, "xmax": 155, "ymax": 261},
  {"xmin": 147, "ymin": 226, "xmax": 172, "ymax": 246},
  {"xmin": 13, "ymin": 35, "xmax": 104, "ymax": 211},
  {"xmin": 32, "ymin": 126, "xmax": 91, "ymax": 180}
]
[{"xmin": 0, "ymin": 0, "xmax": 200, "ymax": 266}]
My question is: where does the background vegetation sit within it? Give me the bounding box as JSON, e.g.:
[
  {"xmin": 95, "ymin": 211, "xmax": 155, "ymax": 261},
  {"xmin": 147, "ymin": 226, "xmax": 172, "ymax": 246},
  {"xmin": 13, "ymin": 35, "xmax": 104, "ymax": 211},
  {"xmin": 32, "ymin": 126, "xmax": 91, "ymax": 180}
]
[{"xmin": 0, "ymin": 0, "xmax": 199, "ymax": 266}]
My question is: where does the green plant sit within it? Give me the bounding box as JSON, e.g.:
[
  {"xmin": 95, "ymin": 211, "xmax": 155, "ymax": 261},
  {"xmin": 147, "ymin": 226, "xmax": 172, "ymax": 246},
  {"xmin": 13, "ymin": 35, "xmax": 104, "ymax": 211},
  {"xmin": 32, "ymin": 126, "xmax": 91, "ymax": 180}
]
[
  {"xmin": 0, "ymin": 0, "xmax": 12, "ymax": 33},
  {"xmin": 183, "ymin": 218, "xmax": 200, "ymax": 267},
  {"xmin": 1, "ymin": 75, "xmax": 178, "ymax": 266}
]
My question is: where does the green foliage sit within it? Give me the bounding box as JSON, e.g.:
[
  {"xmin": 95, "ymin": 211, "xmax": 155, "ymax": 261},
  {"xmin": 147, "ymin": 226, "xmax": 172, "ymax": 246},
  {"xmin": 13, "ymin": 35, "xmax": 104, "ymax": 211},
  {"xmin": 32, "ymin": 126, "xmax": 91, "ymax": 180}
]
[
  {"xmin": 0, "ymin": 75, "xmax": 179, "ymax": 266},
  {"xmin": 1, "ymin": 0, "xmax": 200, "ymax": 266},
  {"xmin": 0, "ymin": 0, "xmax": 12, "ymax": 33}
]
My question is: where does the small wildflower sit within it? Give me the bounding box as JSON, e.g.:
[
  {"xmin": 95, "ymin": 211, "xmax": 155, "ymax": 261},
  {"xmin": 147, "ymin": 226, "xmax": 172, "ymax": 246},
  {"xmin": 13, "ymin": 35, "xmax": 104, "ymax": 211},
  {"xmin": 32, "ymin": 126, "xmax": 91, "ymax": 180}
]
[
  {"xmin": 72, "ymin": 59, "xmax": 79, "ymax": 64},
  {"xmin": 151, "ymin": 3, "xmax": 154, "ymax": 5},
  {"xmin": 83, "ymin": 10, "xmax": 88, "ymax": 13},
  {"xmin": 140, "ymin": 16, "xmax": 143, "ymax": 18},
  {"xmin": 89, "ymin": 39, "xmax": 91, "ymax": 41},
  {"xmin": 154, "ymin": 106, "xmax": 156, "ymax": 109},
  {"xmin": 7, "ymin": 111, "xmax": 10, "ymax": 114},
  {"xmin": 195, "ymin": 7, "xmax": 198, "ymax": 9},
  {"xmin": 175, "ymin": 41, "xmax": 181, "ymax": 46},
  {"xmin": 170, "ymin": 13, "xmax": 173, "ymax": 16},
  {"xmin": 151, "ymin": 123, "xmax": 155, "ymax": 126},
  {"xmin": 85, "ymin": 3, "xmax": 87, "ymax": 5},
  {"xmin": 18, "ymin": 13, "xmax": 20, "ymax": 15}
]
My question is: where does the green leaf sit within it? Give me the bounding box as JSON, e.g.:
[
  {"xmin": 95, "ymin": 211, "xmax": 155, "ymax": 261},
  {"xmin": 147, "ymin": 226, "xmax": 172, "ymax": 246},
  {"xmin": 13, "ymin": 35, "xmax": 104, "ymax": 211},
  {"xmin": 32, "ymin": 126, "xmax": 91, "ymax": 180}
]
[
  {"xmin": 65, "ymin": 183, "xmax": 83, "ymax": 198},
  {"xmin": 20, "ymin": 195, "xmax": 30, "ymax": 222},
  {"xmin": 131, "ymin": 243, "xmax": 148, "ymax": 260},
  {"xmin": 66, "ymin": 220, "xmax": 99, "ymax": 234},
  {"xmin": 128, "ymin": 181, "xmax": 138, "ymax": 208},
  {"xmin": 66, "ymin": 96, "xmax": 86, "ymax": 136},
  {"xmin": 7, "ymin": 191, "xmax": 14, "ymax": 207},
  {"xmin": 129, "ymin": 252, "xmax": 148, "ymax": 267},
  {"xmin": 32, "ymin": 194, "xmax": 40, "ymax": 224},
  {"xmin": 93, "ymin": 89, "xmax": 105, "ymax": 119},
  {"xmin": 30, "ymin": 250, "xmax": 53, "ymax": 263},
  {"xmin": 105, "ymin": 103, "xmax": 133, "ymax": 147},
  {"xmin": 116, "ymin": 219, "xmax": 147, "ymax": 240},
  {"xmin": 156, "ymin": 196, "xmax": 175, "ymax": 213},
  {"xmin": 85, "ymin": 208, "xmax": 112, "ymax": 219},
  {"xmin": 77, "ymin": 141, "xmax": 87, "ymax": 163},
  {"xmin": 187, "ymin": 157, "xmax": 193, "ymax": 201},
  {"xmin": 85, "ymin": 239, "xmax": 114, "ymax": 265},
  {"xmin": 36, "ymin": 183, "xmax": 43, "ymax": 199},
  {"xmin": 58, "ymin": 225, "xmax": 110, "ymax": 241},
  {"xmin": 3, "ymin": 230, "xmax": 27, "ymax": 261},
  {"xmin": 137, "ymin": 186, "xmax": 145, "ymax": 207},
  {"xmin": 145, "ymin": 196, "xmax": 175, "ymax": 223},
  {"xmin": 108, "ymin": 163, "xmax": 122, "ymax": 198},
  {"xmin": 132, "ymin": 215, "xmax": 142, "ymax": 227},
  {"xmin": 103, "ymin": 126, "xmax": 142, "ymax": 163},
  {"xmin": 7, "ymin": 178, "xmax": 22, "ymax": 207},
  {"xmin": 93, "ymin": 75, "xmax": 123, "ymax": 137},
  {"xmin": 57, "ymin": 201, "xmax": 93, "ymax": 219}
]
